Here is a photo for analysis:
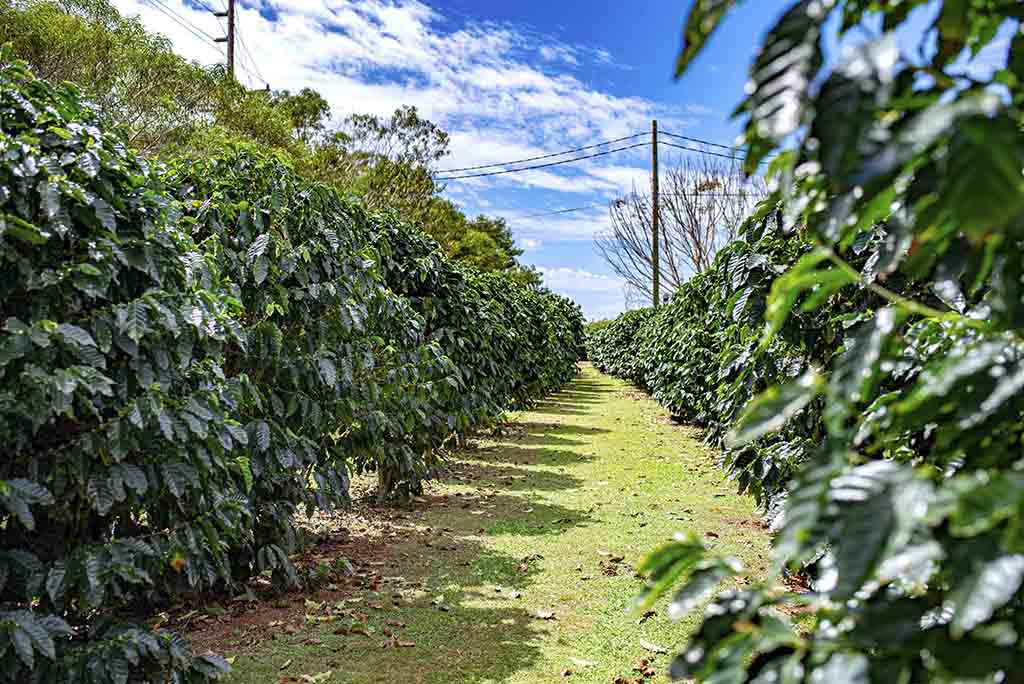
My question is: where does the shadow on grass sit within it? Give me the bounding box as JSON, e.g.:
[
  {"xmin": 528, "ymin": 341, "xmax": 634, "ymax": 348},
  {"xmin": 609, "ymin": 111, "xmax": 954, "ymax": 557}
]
[
  {"xmin": 198, "ymin": 375, "xmax": 615, "ymax": 684},
  {"xmin": 471, "ymin": 444, "xmax": 597, "ymax": 468},
  {"xmin": 530, "ymin": 403, "xmax": 592, "ymax": 416},
  {"xmin": 448, "ymin": 460, "xmax": 583, "ymax": 493},
  {"xmin": 196, "ymin": 486, "xmax": 591, "ymax": 683},
  {"xmin": 514, "ymin": 422, "xmax": 612, "ymax": 438}
]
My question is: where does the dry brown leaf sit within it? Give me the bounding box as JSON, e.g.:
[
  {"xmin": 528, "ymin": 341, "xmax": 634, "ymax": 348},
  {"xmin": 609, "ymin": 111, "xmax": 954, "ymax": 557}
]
[{"xmin": 639, "ymin": 639, "xmax": 668, "ymax": 654}]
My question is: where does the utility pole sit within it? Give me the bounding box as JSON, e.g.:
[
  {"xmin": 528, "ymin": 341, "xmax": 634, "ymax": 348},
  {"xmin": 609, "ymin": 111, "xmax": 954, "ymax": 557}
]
[
  {"xmin": 651, "ymin": 119, "xmax": 660, "ymax": 308},
  {"xmin": 214, "ymin": 0, "xmax": 235, "ymax": 79}
]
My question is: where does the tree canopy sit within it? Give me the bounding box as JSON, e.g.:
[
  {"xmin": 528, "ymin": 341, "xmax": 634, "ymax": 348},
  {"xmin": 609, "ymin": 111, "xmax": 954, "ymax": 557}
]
[{"xmin": 0, "ymin": 0, "xmax": 539, "ymax": 284}]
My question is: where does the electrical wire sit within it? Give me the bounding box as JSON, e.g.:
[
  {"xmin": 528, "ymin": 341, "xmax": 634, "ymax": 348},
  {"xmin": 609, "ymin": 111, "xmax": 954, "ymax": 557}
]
[
  {"xmin": 143, "ymin": 0, "xmax": 221, "ymax": 44},
  {"xmin": 516, "ymin": 191, "xmax": 766, "ymax": 220},
  {"xmin": 658, "ymin": 130, "xmax": 744, "ymax": 153},
  {"xmin": 234, "ymin": 10, "xmax": 270, "ymax": 87},
  {"xmin": 189, "ymin": 0, "xmax": 218, "ymax": 13},
  {"xmin": 659, "ymin": 140, "xmax": 770, "ymax": 165},
  {"xmin": 660, "ymin": 130, "xmax": 777, "ymax": 161},
  {"xmin": 520, "ymin": 203, "xmax": 610, "ymax": 218},
  {"xmin": 236, "ymin": 33, "xmax": 267, "ymax": 86},
  {"xmin": 435, "ymin": 133, "xmax": 648, "ymax": 174},
  {"xmin": 435, "ymin": 142, "xmax": 651, "ymax": 181}
]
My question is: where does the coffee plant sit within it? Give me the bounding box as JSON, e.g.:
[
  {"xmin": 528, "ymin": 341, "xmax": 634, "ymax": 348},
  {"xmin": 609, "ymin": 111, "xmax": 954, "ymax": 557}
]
[
  {"xmin": 0, "ymin": 53, "xmax": 237, "ymax": 684},
  {"xmin": 587, "ymin": 308, "xmax": 656, "ymax": 387},
  {"xmin": 620, "ymin": 1, "xmax": 1024, "ymax": 682},
  {"xmin": 0, "ymin": 53, "xmax": 583, "ymax": 683}
]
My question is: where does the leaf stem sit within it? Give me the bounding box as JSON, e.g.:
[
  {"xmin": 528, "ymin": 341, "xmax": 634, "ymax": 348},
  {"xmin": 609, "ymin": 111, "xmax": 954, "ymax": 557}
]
[{"xmin": 823, "ymin": 249, "xmax": 949, "ymax": 320}]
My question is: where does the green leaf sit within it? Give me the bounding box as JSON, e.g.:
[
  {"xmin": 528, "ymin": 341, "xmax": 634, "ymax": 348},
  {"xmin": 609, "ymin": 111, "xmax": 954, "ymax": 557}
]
[
  {"xmin": 235, "ymin": 456, "xmax": 253, "ymax": 494},
  {"xmin": 253, "ymin": 255, "xmax": 268, "ymax": 285},
  {"xmin": 728, "ymin": 370, "xmax": 823, "ymax": 446},
  {"xmin": 815, "ymin": 653, "xmax": 869, "ymax": 684},
  {"xmin": 56, "ymin": 323, "xmax": 96, "ymax": 348},
  {"xmin": 45, "ymin": 562, "xmax": 65, "ymax": 604},
  {"xmin": 121, "ymin": 301, "xmax": 149, "ymax": 342},
  {"xmin": 247, "ymin": 233, "xmax": 271, "ymax": 263},
  {"xmin": 10, "ymin": 622, "xmax": 33, "ymax": 669},
  {"xmin": 948, "ymin": 472, "xmax": 1024, "ymax": 538},
  {"xmin": 950, "ymin": 551, "xmax": 1024, "ymax": 635},
  {"xmin": 940, "ymin": 117, "xmax": 1024, "ymax": 239},
  {"xmin": 675, "ymin": 0, "xmax": 741, "ymax": 76},
  {"xmin": 762, "ymin": 249, "xmax": 857, "ymax": 345},
  {"xmin": 828, "ymin": 461, "xmax": 917, "ymax": 598},
  {"xmin": 91, "ymin": 197, "xmax": 116, "ymax": 230},
  {"xmin": 667, "ymin": 558, "xmax": 740, "ymax": 620},
  {"xmin": 734, "ymin": 0, "xmax": 830, "ymax": 171},
  {"xmin": 16, "ymin": 612, "xmax": 54, "ymax": 660},
  {"xmin": 635, "ymin": 537, "xmax": 705, "ymax": 612},
  {"xmin": 254, "ymin": 421, "xmax": 271, "ymax": 452},
  {"xmin": 318, "ymin": 357, "xmax": 337, "ymax": 387}
]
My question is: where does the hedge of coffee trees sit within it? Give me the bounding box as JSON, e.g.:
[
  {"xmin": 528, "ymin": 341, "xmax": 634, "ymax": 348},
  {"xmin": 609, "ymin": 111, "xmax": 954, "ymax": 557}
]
[
  {"xmin": 594, "ymin": 1, "xmax": 1024, "ymax": 682},
  {"xmin": 0, "ymin": 55, "xmax": 583, "ymax": 683}
]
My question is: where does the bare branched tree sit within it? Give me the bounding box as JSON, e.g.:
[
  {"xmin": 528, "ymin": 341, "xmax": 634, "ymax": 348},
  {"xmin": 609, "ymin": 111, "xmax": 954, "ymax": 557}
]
[{"xmin": 596, "ymin": 154, "xmax": 767, "ymax": 304}]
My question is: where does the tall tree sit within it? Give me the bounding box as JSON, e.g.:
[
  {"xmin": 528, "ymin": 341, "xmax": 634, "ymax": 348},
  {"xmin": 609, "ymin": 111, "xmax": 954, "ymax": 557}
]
[{"xmin": 595, "ymin": 155, "xmax": 766, "ymax": 301}]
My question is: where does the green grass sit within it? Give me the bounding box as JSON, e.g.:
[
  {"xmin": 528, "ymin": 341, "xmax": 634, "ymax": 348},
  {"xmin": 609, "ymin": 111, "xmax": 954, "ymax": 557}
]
[{"xmin": 214, "ymin": 365, "xmax": 772, "ymax": 683}]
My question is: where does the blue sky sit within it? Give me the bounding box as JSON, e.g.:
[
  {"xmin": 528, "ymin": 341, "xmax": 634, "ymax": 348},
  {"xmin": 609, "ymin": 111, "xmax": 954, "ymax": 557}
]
[
  {"xmin": 109, "ymin": 0, "xmax": 1012, "ymax": 319},
  {"xmin": 111, "ymin": 0, "xmax": 800, "ymax": 319}
]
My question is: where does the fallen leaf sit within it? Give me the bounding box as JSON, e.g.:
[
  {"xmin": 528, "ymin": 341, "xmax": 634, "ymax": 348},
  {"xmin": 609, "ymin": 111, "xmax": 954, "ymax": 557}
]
[
  {"xmin": 278, "ymin": 658, "xmax": 293, "ymax": 671},
  {"xmin": 633, "ymin": 658, "xmax": 658, "ymax": 677},
  {"xmin": 569, "ymin": 657, "xmax": 596, "ymax": 668},
  {"xmin": 635, "ymin": 611, "xmax": 656, "ymax": 625},
  {"xmin": 639, "ymin": 639, "xmax": 668, "ymax": 654},
  {"xmin": 532, "ymin": 609, "xmax": 556, "ymax": 620}
]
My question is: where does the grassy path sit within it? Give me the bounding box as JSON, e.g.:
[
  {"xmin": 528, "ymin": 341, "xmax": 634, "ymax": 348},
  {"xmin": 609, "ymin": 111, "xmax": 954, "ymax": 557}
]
[{"xmin": 208, "ymin": 365, "xmax": 771, "ymax": 683}]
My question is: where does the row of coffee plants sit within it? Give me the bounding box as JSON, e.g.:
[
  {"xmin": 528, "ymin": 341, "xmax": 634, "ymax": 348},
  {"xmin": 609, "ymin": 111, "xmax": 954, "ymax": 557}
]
[
  {"xmin": 586, "ymin": 206, "xmax": 879, "ymax": 508},
  {"xmin": 0, "ymin": 55, "xmax": 583, "ymax": 683},
  {"xmin": 611, "ymin": 1, "xmax": 1024, "ymax": 682}
]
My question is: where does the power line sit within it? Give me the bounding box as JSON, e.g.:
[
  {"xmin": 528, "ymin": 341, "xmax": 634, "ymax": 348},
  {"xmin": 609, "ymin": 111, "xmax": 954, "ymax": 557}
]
[
  {"xmin": 234, "ymin": 8, "xmax": 269, "ymax": 87},
  {"xmin": 659, "ymin": 140, "xmax": 770, "ymax": 165},
  {"xmin": 143, "ymin": 0, "xmax": 221, "ymax": 44},
  {"xmin": 435, "ymin": 133, "xmax": 648, "ymax": 174},
  {"xmin": 521, "ymin": 203, "xmax": 609, "ymax": 218},
  {"xmin": 660, "ymin": 130, "xmax": 777, "ymax": 162},
  {"xmin": 658, "ymin": 130, "xmax": 744, "ymax": 153},
  {"xmin": 235, "ymin": 31, "xmax": 266, "ymax": 86},
  {"xmin": 516, "ymin": 191, "xmax": 767, "ymax": 220},
  {"xmin": 189, "ymin": 0, "xmax": 218, "ymax": 13},
  {"xmin": 435, "ymin": 142, "xmax": 651, "ymax": 181}
]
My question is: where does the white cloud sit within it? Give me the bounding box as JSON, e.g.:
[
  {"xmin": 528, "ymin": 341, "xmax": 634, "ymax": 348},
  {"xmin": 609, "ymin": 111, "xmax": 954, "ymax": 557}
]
[
  {"xmin": 520, "ymin": 238, "xmax": 541, "ymax": 251},
  {"xmin": 538, "ymin": 45, "xmax": 578, "ymax": 66},
  {"xmin": 539, "ymin": 267, "xmax": 625, "ymax": 293},
  {"xmin": 537, "ymin": 267, "xmax": 628, "ymax": 320},
  {"xmin": 109, "ymin": 0, "xmax": 712, "ymax": 252},
  {"xmin": 112, "ymin": 1, "xmax": 705, "ymax": 201}
]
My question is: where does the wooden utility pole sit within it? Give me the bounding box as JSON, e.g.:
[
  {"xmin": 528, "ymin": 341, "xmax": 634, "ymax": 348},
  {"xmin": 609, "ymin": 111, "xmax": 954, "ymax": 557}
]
[
  {"xmin": 214, "ymin": 0, "xmax": 236, "ymax": 79},
  {"xmin": 651, "ymin": 119, "xmax": 660, "ymax": 308}
]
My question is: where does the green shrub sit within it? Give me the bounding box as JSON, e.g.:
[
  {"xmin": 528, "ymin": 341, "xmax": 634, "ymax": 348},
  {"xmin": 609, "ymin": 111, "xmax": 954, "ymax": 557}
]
[
  {"xmin": 0, "ymin": 53, "xmax": 584, "ymax": 683},
  {"xmin": 588, "ymin": 308, "xmax": 656, "ymax": 387},
  {"xmin": 0, "ymin": 53, "xmax": 235, "ymax": 683},
  {"xmin": 630, "ymin": 2, "xmax": 1024, "ymax": 682}
]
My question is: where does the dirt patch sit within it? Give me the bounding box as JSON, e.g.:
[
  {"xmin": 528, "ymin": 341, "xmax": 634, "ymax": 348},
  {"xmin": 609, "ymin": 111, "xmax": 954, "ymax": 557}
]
[
  {"xmin": 169, "ymin": 478, "xmax": 457, "ymax": 655},
  {"xmin": 723, "ymin": 516, "xmax": 768, "ymax": 532}
]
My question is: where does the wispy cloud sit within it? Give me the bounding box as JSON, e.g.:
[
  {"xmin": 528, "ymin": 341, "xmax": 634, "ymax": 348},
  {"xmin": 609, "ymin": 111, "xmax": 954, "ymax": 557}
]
[
  {"xmin": 538, "ymin": 267, "xmax": 629, "ymax": 320},
  {"xmin": 111, "ymin": 0, "xmax": 716, "ymax": 319},
  {"xmin": 113, "ymin": 0, "xmax": 705, "ymax": 224}
]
